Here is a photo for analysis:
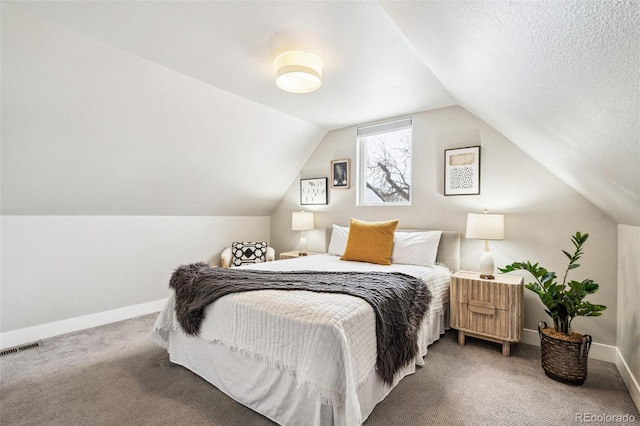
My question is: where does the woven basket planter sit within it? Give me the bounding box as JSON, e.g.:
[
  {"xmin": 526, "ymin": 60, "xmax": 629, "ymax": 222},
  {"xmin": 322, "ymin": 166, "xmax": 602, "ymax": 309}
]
[{"xmin": 538, "ymin": 321, "xmax": 592, "ymax": 386}]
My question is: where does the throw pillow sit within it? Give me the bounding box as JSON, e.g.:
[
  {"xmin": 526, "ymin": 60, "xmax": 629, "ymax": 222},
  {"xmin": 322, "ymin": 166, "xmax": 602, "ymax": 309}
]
[
  {"xmin": 232, "ymin": 241, "xmax": 268, "ymax": 267},
  {"xmin": 341, "ymin": 218, "xmax": 399, "ymax": 265}
]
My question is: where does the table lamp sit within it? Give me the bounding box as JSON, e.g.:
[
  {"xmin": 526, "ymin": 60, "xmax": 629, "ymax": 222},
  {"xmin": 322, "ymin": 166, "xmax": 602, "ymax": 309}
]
[
  {"xmin": 292, "ymin": 211, "xmax": 314, "ymax": 255},
  {"xmin": 466, "ymin": 209, "xmax": 504, "ymax": 279}
]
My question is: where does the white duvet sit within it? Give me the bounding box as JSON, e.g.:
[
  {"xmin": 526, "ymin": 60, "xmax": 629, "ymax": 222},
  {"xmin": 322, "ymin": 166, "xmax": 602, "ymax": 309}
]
[{"xmin": 152, "ymin": 254, "xmax": 450, "ymax": 425}]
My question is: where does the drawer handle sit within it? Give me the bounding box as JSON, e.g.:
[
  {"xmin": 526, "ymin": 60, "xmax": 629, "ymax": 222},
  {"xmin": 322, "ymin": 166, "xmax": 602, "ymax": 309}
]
[{"xmin": 469, "ymin": 299, "xmax": 496, "ymax": 316}]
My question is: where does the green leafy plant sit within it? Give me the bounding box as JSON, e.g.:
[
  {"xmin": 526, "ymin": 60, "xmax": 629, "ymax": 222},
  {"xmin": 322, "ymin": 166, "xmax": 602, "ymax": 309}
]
[{"xmin": 499, "ymin": 232, "xmax": 606, "ymax": 335}]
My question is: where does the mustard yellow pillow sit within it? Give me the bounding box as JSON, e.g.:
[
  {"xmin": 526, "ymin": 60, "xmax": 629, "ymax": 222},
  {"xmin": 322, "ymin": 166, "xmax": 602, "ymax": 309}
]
[{"xmin": 340, "ymin": 218, "xmax": 399, "ymax": 265}]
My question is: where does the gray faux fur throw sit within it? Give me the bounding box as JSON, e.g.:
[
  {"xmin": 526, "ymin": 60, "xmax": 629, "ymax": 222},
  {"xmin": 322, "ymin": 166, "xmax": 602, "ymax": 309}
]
[{"xmin": 169, "ymin": 262, "xmax": 432, "ymax": 385}]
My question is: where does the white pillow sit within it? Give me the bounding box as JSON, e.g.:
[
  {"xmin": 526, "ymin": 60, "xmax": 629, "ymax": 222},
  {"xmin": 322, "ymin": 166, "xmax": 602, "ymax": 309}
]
[
  {"xmin": 392, "ymin": 231, "xmax": 442, "ymax": 266},
  {"xmin": 327, "ymin": 224, "xmax": 349, "ymax": 256}
]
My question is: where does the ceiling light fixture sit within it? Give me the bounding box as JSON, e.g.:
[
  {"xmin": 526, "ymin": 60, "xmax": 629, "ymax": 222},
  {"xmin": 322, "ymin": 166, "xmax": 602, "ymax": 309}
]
[{"xmin": 274, "ymin": 51, "xmax": 322, "ymax": 94}]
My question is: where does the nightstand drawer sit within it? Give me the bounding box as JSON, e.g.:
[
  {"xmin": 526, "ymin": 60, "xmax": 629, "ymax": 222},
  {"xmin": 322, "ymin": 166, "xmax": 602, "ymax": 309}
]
[
  {"xmin": 456, "ymin": 301, "xmax": 510, "ymax": 339},
  {"xmin": 469, "ymin": 299, "xmax": 496, "ymax": 315},
  {"xmin": 454, "ymin": 277, "xmax": 511, "ymax": 311}
]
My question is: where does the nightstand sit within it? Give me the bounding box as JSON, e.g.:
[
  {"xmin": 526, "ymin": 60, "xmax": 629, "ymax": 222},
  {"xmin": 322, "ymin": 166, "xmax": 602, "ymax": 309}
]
[
  {"xmin": 279, "ymin": 251, "xmax": 321, "ymax": 260},
  {"xmin": 450, "ymin": 270, "xmax": 524, "ymax": 356}
]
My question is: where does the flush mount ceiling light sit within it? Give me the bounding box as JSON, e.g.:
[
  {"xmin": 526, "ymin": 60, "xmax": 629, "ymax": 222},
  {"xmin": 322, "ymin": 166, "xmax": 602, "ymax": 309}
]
[{"xmin": 274, "ymin": 51, "xmax": 322, "ymax": 94}]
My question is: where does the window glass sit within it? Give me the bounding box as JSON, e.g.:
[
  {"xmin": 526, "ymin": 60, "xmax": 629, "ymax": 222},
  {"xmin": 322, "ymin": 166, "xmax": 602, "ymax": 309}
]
[{"xmin": 357, "ymin": 119, "xmax": 412, "ymax": 206}]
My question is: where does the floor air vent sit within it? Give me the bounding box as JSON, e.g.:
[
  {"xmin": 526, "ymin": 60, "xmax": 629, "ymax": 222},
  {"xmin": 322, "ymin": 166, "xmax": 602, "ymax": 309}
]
[{"xmin": 0, "ymin": 341, "xmax": 42, "ymax": 356}]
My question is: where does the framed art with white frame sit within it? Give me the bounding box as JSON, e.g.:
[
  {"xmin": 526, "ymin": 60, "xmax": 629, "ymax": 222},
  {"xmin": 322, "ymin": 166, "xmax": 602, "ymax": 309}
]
[
  {"xmin": 444, "ymin": 145, "xmax": 481, "ymax": 195},
  {"xmin": 300, "ymin": 177, "xmax": 328, "ymax": 205},
  {"xmin": 331, "ymin": 159, "xmax": 350, "ymax": 189}
]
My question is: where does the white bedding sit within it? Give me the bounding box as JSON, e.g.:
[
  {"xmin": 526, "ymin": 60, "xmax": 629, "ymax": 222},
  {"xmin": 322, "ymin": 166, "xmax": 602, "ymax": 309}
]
[{"xmin": 152, "ymin": 254, "xmax": 451, "ymax": 425}]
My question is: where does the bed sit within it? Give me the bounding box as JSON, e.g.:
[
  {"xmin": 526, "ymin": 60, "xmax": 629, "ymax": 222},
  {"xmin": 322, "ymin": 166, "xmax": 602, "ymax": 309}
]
[{"xmin": 151, "ymin": 228, "xmax": 460, "ymax": 426}]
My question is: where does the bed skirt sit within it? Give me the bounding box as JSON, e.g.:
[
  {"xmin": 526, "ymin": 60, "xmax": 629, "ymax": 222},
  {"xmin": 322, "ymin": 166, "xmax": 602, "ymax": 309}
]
[{"xmin": 164, "ymin": 307, "xmax": 449, "ymax": 426}]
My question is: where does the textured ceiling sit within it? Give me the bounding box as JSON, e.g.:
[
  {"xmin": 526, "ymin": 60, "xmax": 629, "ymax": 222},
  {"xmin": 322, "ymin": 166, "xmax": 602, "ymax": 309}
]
[
  {"xmin": 2, "ymin": 1, "xmax": 639, "ymax": 224},
  {"xmin": 381, "ymin": 0, "xmax": 640, "ymax": 225}
]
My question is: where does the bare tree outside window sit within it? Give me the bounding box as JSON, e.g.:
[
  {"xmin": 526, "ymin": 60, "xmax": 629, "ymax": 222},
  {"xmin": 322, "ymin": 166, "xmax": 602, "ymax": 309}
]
[{"xmin": 357, "ymin": 121, "xmax": 412, "ymax": 206}]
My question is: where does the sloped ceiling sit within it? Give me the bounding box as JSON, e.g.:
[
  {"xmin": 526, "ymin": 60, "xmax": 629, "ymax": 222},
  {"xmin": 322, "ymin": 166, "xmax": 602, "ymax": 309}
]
[
  {"xmin": 381, "ymin": 0, "xmax": 640, "ymax": 226},
  {"xmin": 2, "ymin": 1, "xmax": 638, "ymax": 224},
  {"xmin": 0, "ymin": 1, "xmax": 454, "ymax": 216}
]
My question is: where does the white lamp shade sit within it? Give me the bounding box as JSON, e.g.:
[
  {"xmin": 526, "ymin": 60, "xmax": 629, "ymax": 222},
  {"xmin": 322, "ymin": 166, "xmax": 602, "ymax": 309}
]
[
  {"xmin": 292, "ymin": 211, "xmax": 314, "ymax": 231},
  {"xmin": 466, "ymin": 213, "xmax": 504, "ymax": 240},
  {"xmin": 275, "ymin": 51, "xmax": 322, "ymax": 94}
]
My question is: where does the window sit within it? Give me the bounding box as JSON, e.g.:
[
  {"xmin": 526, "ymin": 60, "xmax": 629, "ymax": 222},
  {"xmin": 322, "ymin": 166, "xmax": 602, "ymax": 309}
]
[{"xmin": 356, "ymin": 118, "xmax": 412, "ymax": 206}]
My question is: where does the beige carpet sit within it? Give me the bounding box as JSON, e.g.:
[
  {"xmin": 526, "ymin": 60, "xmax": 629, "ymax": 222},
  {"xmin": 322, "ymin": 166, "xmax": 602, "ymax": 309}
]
[{"xmin": 1, "ymin": 314, "xmax": 637, "ymax": 425}]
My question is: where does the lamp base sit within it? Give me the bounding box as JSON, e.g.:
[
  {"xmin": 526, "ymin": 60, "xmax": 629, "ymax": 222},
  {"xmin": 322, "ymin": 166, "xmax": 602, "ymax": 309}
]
[
  {"xmin": 298, "ymin": 233, "xmax": 308, "ymax": 256},
  {"xmin": 479, "ymin": 242, "xmax": 495, "ymax": 280}
]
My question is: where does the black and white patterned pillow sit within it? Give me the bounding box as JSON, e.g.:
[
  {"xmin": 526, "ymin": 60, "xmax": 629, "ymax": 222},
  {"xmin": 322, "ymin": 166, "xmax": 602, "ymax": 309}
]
[{"xmin": 231, "ymin": 241, "xmax": 268, "ymax": 267}]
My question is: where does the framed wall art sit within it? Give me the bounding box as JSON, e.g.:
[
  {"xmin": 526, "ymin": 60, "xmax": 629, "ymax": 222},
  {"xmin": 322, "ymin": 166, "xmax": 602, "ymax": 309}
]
[
  {"xmin": 330, "ymin": 159, "xmax": 350, "ymax": 189},
  {"xmin": 444, "ymin": 145, "xmax": 481, "ymax": 195},
  {"xmin": 300, "ymin": 177, "xmax": 328, "ymax": 205}
]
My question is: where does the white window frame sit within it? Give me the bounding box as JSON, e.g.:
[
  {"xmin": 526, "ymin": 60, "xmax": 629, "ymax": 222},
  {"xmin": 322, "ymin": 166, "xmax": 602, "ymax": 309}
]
[{"xmin": 356, "ymin": 118, "xmax": 413, "ymax": 206}]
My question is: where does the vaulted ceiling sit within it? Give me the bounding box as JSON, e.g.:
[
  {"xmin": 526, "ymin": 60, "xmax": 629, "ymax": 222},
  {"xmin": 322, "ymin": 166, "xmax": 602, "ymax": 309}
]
[{"xmin": 2, "ymin": 1, "xmax": 638, "ymax": 224}]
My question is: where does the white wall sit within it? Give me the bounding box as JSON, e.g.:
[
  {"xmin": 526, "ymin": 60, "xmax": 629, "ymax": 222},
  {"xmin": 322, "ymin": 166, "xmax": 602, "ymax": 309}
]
[
  {"xmin": 0, "ymin": 215, "xmax": 270, "ymax": 335},
  {"xmin": 617, "ymin": 225, "xmax": 640, "ymax": 408},
  {"xmin": 1, "ymin": 4, "xmax": 325, "ymax": 217},
  {"xmin": 271, "ymin": 105, "xmax": 618, "ymax": 346}
]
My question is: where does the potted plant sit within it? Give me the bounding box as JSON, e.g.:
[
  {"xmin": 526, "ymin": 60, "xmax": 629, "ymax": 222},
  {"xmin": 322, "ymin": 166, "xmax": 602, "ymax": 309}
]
[{"xmin": 499, "ymin": 232, "xmax": 606, "ymax": 385}]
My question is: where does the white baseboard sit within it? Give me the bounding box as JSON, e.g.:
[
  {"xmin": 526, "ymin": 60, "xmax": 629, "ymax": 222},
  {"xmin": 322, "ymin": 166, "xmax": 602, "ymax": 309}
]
[
  {"xmin": 520, "ymin": 327, "xmax": 618, "ymax": 363},
  {"xmin": 615, "ymin": 348, "xmax": 640, "ymax": 412},
  {"xmin": 0, "ymin": 298, "xmax": 168, "ymax": 351}
]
